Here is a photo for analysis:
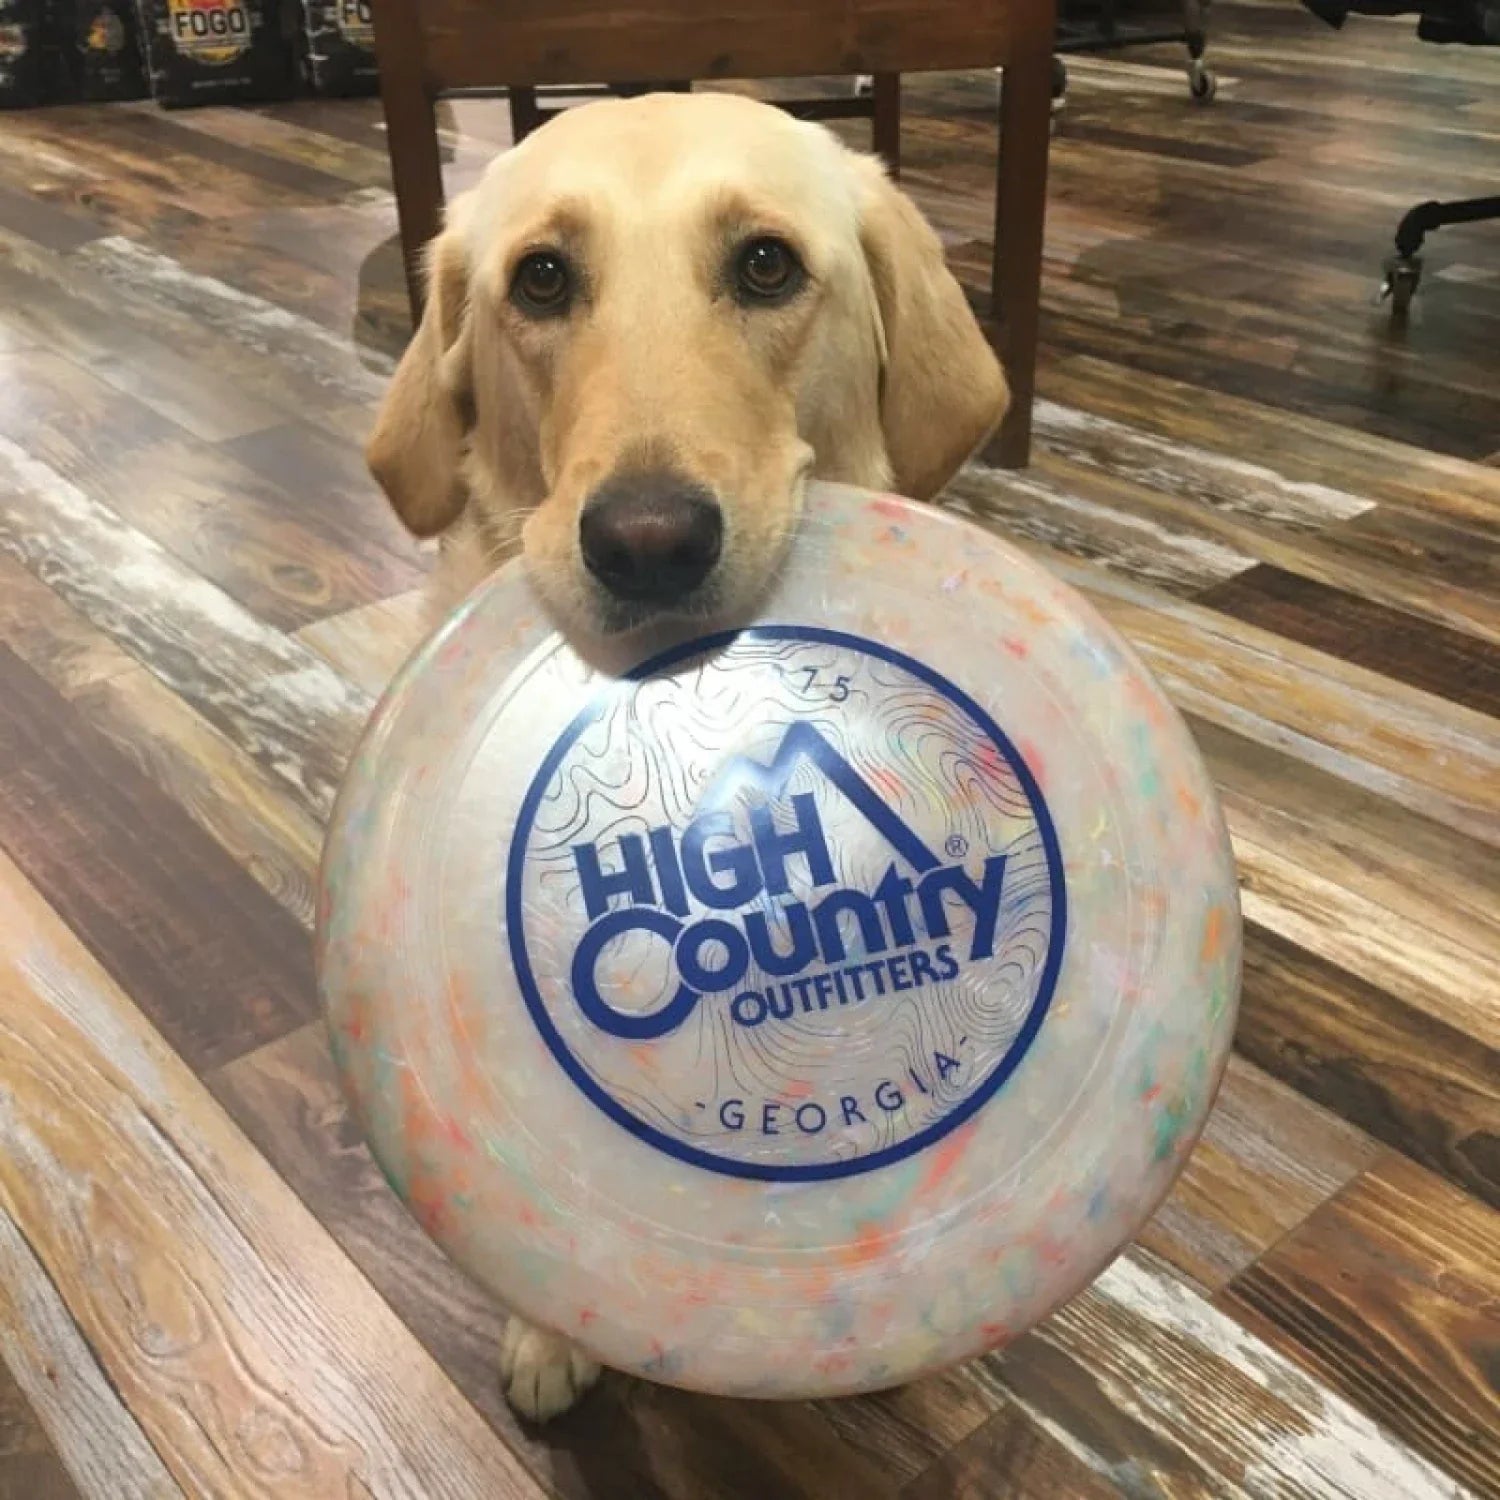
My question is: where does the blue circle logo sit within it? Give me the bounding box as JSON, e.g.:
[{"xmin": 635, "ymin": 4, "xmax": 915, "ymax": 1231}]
[{"xmin": 506, "ymin": 627, "xmax": 1066, "ymax": 1181}]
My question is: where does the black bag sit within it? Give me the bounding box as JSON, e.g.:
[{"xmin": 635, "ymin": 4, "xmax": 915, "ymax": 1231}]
[
  {"xmin": 300, "ymin": 0, "xmax": 375, "ymax": 96},
  {"xmin": 61, "ymin": 0, "xmax": 148, "ymax": 99},
  {"xmin": 0, "ymin": 0, "xmax": 50, "ymax": 106},
  {"xmin": 137, "ymin": 0, "xmax": 294, "ymax": 106}
]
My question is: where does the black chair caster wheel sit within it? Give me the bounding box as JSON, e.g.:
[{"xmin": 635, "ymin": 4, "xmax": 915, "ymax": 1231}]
[
  {"xmin": 1189, "ymin": 61, "xmax": 1217, "ymax": 102},
  {"xmin": 1379, "ymin": 255, "xmax": 1422, "ymax": 315}
]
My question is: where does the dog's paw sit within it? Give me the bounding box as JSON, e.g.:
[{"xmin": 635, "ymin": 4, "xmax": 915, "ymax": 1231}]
[{"xmin": 498, "ymin": 1318, "xmax": 601, "ymax": 1422}]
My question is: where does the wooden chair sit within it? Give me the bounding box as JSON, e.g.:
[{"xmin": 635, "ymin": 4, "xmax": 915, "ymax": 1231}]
[
  {"xmin": 372, "ymin": 0, "xmax": 1054, "ymax": 467},
  {"xmin": 505, "ymin": 77, "xmax": 903, "ymax": 177}
]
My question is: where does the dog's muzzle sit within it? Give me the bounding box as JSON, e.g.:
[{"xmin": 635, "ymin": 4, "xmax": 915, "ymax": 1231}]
[{"xmin": 579, "ymin": 470, "xmax": 724, "ymax": 606}]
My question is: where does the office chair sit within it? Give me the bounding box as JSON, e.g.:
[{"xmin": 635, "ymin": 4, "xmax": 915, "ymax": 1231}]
[
  {"xmin": 1301, "ymin": 0, "xmax": 1496, "ymax": 315},
  {"xmin": 1380, "ymin": 194, "xmax": 1500, "ymax": 314}
]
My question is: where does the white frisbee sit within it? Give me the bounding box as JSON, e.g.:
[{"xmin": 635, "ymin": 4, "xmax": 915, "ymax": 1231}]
[{"xmin": 317, "ymin": 481, "xmax": 1241, "ymax": 1399}]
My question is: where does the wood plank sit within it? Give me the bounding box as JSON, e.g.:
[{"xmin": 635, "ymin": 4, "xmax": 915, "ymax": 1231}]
[
  {"xmin": 221, "ymin": 419, "xmax": 422, "ymax": 556},
  {"xmin": 0, "ymin": 1357, "xmax": 86, "ymax": 1500},
  {"xmin": 1202, "ymin": 564, "xmax": 1500, "ymax": 718},
  {"xmin": 1036, "ymin": 297, "xmax": 1499, "ymax": 467},
  {"xmin": 0, "ymin": 352, "xmax": 420, "ymax": 630},
  {"xmin": 71, "ymin": 236, "xmax": 393, "ymax": 406},
  {"xmin": 1032, "ymin": 397, "xmax": 1378, "ymax": 534},
  {"xmin": 1050, "ymin": 561, "xmax": 1500, "ymax": 848},
  {"xmin": 258, "ymin": 97, "xmax": 389, "ymax": 152},
  {"xmin": 0, "ymin": 349, "xmax": 183, "ymax": 499},
  {"xmin": 902, "ymin": 1403, "xmax": 1120, "ymax": 1499},
  {"xmin": 95, "ymin": 352, "xmax": 286, "ymax": 449},
  {"xmin": 186, "ymin": 181, "xmax": 406, "ymax": 285},
  {"xmin": 0, "ymin": 850, "xmax": 545, "ymax": 1500},
  {"xmin": 209, "ymin": 1027, "xmax": 513, "ymax": 1437},
  {"xmin": 212, "ymin": 1023, "xmax": 907, "ymax": 1500},
  {"xmin": 0, "ymin": 1212, "xmax": 181, "ymax": 1500},
  {"xmin": 312, "ymin": 398, "xmax": 386, "ymax": 449},
  {"xmin": 1237, "ymin": 926, "xmax": 1500, "ymax": 1210},
  {"xmin": 155, "ymin": 104, "xmax": 393, "ymax": 190},
  {"xmin": 213, "ymin": 418, "xmax": 426, "ymax": 567},
  {"xmin": 1136, "ymin": 1055, "xmax": 1382, "ymax": 1293},
  {"xmin": 1055, "ymin": 117, "xmax": 1265, "ymax": 171},
  {"xmin": 1219, "ymin": 1156, "xmax": 1500, "ymax": 1498},
  {"xmin": 653, "ymin": 1395, "xmax": 903, "ymax": 1500},
  {"xmin": 1044, "ymin": 354, "xmax": 1500, "ymax": 537},
  {"xmin": 125, "ymin": 201, "xmax": 409, "ymax": 349},
  {"xmin": 19, "ymin": 178, "xmax": 213, "ymax": 275},
  {"xmin": 295, "ymin": 588, "xmax": 434, "ymax": 698},
  {"xmin": 98, "ymin": 108, "xmax": 366, "ymax": 204},
  {"xmin": 0, "ymin": 181, "xmax": 105, "ymax": 255},
  {"xmin": 964, "ymin": 538, "xmax": 1500, "ymax": 867},
  {"xmin": 0, "ymin": 437, "xmax": 373, "ymax": 821},
  {"xmin": 95, "ymin": 436, "xmax": 425, "ymax": 633},
  {"xmin": 0, "ymin": 554, "xmax": 136, "ymax": 699},
  {"xmin": 74, "ymin": 667, "xmax": 324, "ymax": 932},
  {"xmin": 1008, "ymin": 444, "xmax": 1500, "ymax": 651},
  {"xmin": 1234, "ymin": 834, "xmax": 1500, "ymax": 1051},
  {"xmin": 1038, "ymin": 128, "xmax": 1500, "ymax": 295},
  {"xmin": 0, "ymin": 224, "xmax": 382, "ymax": 446},
  {"xmin": 986, "ymin": 1249, "xmax": 1471, "ymax": 1499},
  {"xmin": 1039, "ymin": 354, "xmax": 1500, "ymax": 536},
  {"xmin": 946, "ymin": 463, "xmax": 1257, "ymax": 596},
  {"xmin": 1192, "ymin": 716, "xmax": 1500, "ymax": 976},
  {"xmin": 0, "ymin": 108, "xmax": 320, "ymax": 221},
  {"xmin": 0, "ymin": 240, "xmax": 322, "ymax": 443},
  {"xmin": 0, "ymin": 114, "xmax": 392, "ymax": 296},
  {"xmin": 0, "ymin": 258, "xmax": 284, "ymax": 445},
  {"xmin": 0, "ymin": 647, "xmax": 316, "ymax": 1072},
  {"xmin": 811, "ymin": 1370, "xmax": 1008, "ymax": 1488},
  {"xmin": 1339, "ymin": 505, "xmax": 1500, "ymax": 610},
  {"xmin": 1029, "ymin": 135, "xmax": 1500, "ymax": 347}
]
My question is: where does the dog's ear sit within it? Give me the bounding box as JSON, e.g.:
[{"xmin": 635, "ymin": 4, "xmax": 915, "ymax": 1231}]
[
  {"xmin": 856, "ymin": 158, "xmax": 1009, "ymax": 499},
  {"xmin": 366, "ymin": 214, "xmax": 475, "ymax": 537}
]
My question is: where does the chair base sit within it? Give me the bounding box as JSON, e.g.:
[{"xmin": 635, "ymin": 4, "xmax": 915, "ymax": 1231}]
[{"xmin": 1379, "ymin": 194, "xmax": 1499, "ymax": 315}]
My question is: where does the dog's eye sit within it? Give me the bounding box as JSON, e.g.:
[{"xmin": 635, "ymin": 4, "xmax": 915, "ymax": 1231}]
[
  {"xmin": 511, "ymin": 250, "xmax": 573, "ymax": 316},
  {"xmin": 734, "ymin": 237, "xmax": 803, "ymax": 305}
]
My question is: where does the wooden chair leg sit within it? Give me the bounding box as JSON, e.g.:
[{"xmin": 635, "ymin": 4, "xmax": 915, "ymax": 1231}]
[
  {"xmin": 871, "ymin": 72, "xmax": 901, "ymax": 177},
  {"xmin": 987, "ymin": 51, "xmax": 1052, "ymax": 469},
  {"xmin": 373, "ymin": 5, "xmax": 444, "ymax": 322},
  {"xmin": 509, "ymin": 86, "xmax": 544, "ymax": 141}
]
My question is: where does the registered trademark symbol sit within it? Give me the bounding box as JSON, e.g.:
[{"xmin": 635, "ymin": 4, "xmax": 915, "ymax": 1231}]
[{"xmin": 945, "ymin": 834, "xmax": 968, "ymax": 858}]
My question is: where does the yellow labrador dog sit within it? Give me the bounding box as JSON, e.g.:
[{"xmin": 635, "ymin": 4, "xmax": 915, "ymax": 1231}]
[{"xmin": 366, "ymin": 89, "xmax": 1007, "ymax": 1420}]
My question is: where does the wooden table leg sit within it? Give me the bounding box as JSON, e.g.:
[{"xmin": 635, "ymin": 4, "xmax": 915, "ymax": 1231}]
[{"xmin": 988, "ymin": 50, "xmax": 1053, "ymax": 469}]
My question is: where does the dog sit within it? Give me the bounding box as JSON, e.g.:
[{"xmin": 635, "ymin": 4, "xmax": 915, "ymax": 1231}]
[{"xmin": 365, "ymin": 89, "xmax": 1008, "ymax": 1421}]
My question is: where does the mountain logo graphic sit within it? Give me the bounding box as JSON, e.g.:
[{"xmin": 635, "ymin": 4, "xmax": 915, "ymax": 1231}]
[
  {"xmin": 507, "ymin": 625, "xmax": 1067, "ymax": 1182},
  {"xmin": 695, "ymin": 720, "xmax": 942, "ymax": 871}
]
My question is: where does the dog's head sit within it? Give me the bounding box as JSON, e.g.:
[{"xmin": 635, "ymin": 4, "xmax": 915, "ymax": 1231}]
[{"xmin": 368, "ymin": 91, "xmax": 1007, "ymax": 636}]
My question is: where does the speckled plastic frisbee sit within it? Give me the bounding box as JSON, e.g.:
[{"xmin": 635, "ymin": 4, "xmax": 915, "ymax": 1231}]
[{"xmin": 317, "ymin": 481, "xmax": 1241, "ymax": 1399}]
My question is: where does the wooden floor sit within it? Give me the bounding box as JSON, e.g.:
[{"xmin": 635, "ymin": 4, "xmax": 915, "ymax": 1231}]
[{"xmin": 0, "ymin": 5, "xmax": 1497, "ymax": 1496}]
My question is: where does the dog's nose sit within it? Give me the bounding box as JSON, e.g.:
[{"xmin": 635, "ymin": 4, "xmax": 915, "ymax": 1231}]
[{"xmin": 579, "ymin": 473, "xmax": 723, "ymax": 604}]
